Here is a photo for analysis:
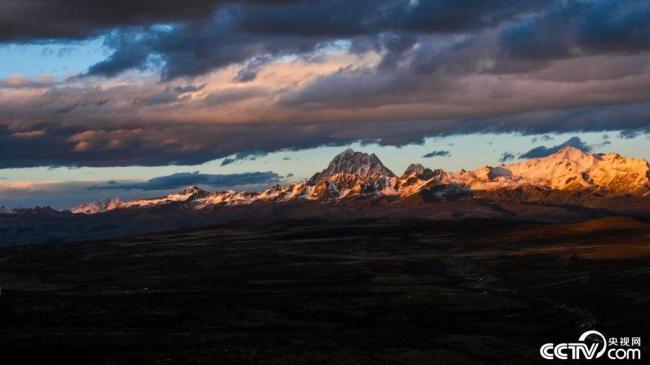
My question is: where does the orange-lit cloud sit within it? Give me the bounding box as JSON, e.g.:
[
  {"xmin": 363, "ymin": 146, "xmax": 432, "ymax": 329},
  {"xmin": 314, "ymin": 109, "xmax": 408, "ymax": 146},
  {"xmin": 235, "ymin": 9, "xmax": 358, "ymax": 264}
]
[{"xmin": 1, "ymin": 0, "xmax": 650, "ymax": 168}]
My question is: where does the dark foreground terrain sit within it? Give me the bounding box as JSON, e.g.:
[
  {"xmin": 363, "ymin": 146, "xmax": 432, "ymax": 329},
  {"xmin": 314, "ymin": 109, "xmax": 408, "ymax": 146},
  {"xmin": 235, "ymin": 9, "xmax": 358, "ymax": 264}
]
[{"xmin": 1, "ymin": 217, "xmax": 649, "ymax": 364}]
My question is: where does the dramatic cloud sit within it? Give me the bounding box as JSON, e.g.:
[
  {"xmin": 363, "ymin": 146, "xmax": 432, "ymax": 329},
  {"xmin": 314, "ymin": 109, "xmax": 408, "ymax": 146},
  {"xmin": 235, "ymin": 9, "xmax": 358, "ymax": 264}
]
[
  {"xmin": 58, "ymin": 0, "xmax": 648, "ymax": 82},
  {"xmin": 422, "ymin": 150, "xmax": 451, "ymax": 158},
  {"xmin": 73, "ymin": 0, "xmax": 548, "ymax": 79},
  {"xmin": 89, "ymin": 171, "xmax": 281, "ymax": 191},
  {"xmin": 520, "ymin": 136, "xmax": 591, "ymax": 159},
  {"xmin": 2, "ymin": 101, "xmax": 650, "ymax": 168},
  {"xmin": 1, "ymin": 1, "xmax": 650, "ymax": 168},
  {"xmin": 498, "ymin": 0, "xmax": 650, "ymax": 63},
  {"xmin": 0, "ymin": 1, "xmax": 297, "ymax": 42}
]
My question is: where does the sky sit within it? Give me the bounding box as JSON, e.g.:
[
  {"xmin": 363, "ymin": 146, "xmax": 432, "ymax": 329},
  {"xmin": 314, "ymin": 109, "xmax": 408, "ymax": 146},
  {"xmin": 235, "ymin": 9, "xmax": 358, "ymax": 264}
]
[{"xmin": 1, "ymin": 0, "xmax": 649, "ymax": 209}]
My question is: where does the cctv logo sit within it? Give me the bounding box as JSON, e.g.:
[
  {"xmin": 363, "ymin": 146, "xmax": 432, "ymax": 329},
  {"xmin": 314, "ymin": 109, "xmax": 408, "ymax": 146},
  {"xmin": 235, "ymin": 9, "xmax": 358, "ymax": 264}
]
[
  {"xmin": 540, "ymin": 330, "xmax": 607, "ymax": 360},
  {"xmin": 540, "ymin": 330, "xmax": 642, "ymax": 360}
]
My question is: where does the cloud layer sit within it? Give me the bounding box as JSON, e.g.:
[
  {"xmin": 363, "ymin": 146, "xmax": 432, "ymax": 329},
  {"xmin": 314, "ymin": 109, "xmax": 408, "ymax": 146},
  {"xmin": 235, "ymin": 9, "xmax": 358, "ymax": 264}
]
[
  {"xmin": 0, "ymin": 171, "xmax": 282, "ymax": 209},
  {"xmin": 0, "ymin": 1, "xmax": 293, "ymax": 42},
  {"xmin": 89, "ymin": 171, "xmax": 281, "ymax": 190},
  {"xmin": 1, "ymin": 0, "xmax": 650, "ymax": 168}
]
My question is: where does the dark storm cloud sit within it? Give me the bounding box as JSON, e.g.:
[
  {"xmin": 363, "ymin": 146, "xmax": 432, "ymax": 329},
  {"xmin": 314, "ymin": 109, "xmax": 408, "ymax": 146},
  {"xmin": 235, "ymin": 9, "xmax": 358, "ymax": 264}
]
[
  {"xmin": 232, "ymin": 0, "xmax": 544, "ymax": 36},
  {"xmin": 3, "ymin": 1, "xmax": 650, "ymax": 169},
  {"xmin": 77, "ymin": 0, "xmax": 547, "ymax": 79},
  {"xmin": 375, "ymin": 33, "xmax": 418, "ymax": 71},
  {"xmin": 499, "ymin": 0, "xmax": 650, "ymax": 62},
  {"xmin": 3, "ymin": 1, "xmax": 648, "ymax": 81},
  {"xmin": 2, "ymin": 102, "xmax": 650, "ymax": 168},
  {"xmin": 85, "ymin": 22, "xmax": 327, "ymax": 80},
  {"xmin": 520, "ymin": 137, "xmax": 591, "ymax": 159},
  {"xmin": 422, "ymin": 150, "xmax": 451, "ymax": 158},
  {"xmin": 86, "ymin": 33, "xmax": 153, "ymax": 77},
  {"xmin": 89, "ymin": 171, "xmax": 281, "ymax": 191},
  {"xmin": 0, "ymin": 0, "xmax": 293, "ymax": 42},
  {"xmin": 76, "ymin": 0, "xmax": 650, "ymax": 80}
]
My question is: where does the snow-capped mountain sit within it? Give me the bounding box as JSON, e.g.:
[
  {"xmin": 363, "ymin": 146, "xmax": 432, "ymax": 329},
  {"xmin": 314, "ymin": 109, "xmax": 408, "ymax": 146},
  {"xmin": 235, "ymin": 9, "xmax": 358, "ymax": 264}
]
[
  {"xmin": 70, "ymin": 198, "xmax": 124, "ymax": 215},
  {"xmin": 307, "ymin": 148, "xmax": 399, "ymax": 199},
  {"xmin": 69, "ymin": 187, "xmax": 213, "ymax": 214},
  {"xmin": 120, "ymin": 186, "xmax": 211, "ymax": 209},
  {"xmin": 71, "ymin": 147, "xmax": 650, "ymax": 214},
  {"xmin": 398, "ymin": 163, "xmax": 459, "ymax": 198},
  {"xmin": 458, "ymin": 146, "xmax": 650, "ymax": 195},
  {"xmin": 308, "ymin": 148, "xmax": 395, "ymax": 184}
]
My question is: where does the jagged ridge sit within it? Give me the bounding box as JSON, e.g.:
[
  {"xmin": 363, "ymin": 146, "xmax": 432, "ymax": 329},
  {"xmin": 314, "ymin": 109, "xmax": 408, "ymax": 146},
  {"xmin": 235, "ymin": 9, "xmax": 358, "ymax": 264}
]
[
  {"xmin": 71, "ymin": 147, "xmax": 650, "ymax": 214},
  {"xmin": 308, "ymin": 148, "xmax": 395, "ymax": 184}
]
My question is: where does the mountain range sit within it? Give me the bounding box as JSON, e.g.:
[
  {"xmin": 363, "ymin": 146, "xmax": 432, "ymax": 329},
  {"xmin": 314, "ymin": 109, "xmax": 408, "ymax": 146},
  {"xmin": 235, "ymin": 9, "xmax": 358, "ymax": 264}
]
[
  {"xmin": 70, "ymin": 147, "xmax": 650, "ymax": 215},
  {"xmin": 2, "ymin": 147, "xmax": 649, "ymax": 246}
]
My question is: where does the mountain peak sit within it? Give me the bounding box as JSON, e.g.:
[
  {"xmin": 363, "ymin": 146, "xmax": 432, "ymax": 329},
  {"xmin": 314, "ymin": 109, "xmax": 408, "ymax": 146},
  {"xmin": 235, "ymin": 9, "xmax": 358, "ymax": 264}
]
[
  {"xmin": 549, "ymin": 146, "xmax": 593, "ymax": 161},
  {"xmin": 175, "ymin": 186, "xmax": 211, "ymax": 201},
  {"xmin": 308, "ymin": 149, "xmax": 395, "ymax": 184},
  {"xmin": 402, "ymin": 163, "xmax": 439, "ymax": 180},
  {"xmin": 179, "ymin": 186, "xmax": 206, "ymax": 195},
  {"xmin": 403, "ymin": 163, "xmax": 426, "ymax": 176},
  {"xmin": 487, "ymin": 146, "xmax": 650, "ymax": 193}
]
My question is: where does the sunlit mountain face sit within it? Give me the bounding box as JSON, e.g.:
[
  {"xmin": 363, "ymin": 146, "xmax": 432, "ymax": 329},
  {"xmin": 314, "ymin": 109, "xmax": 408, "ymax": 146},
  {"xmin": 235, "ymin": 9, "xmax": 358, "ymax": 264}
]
[
  {"xmin": 0, "ymin": 0, "xmax": 649, "ymax": 209},
  {"xmin": 67, "ymin": 147, "xmax": 649, "ymax": 215},
  {"xmin": 2, "ymin": 146, "xmax": 649, "ymax": 246}
]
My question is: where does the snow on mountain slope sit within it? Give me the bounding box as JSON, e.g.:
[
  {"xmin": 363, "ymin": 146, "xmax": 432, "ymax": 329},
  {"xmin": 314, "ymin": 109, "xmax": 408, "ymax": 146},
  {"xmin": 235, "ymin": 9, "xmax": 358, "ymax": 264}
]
[
  {"xmin": 459, "ymin": 147, "xmax": 650, "ymax": 194},
  {"xmin": 70, "ymin": 147, "xmax": 650, "ymax": 214},
  {"xmin": 309, "ymin": 148, "xmax": 395, "ymax": 184},
  {"xmin": 70, "ymin": 198, "xmax": 124, "ymax": 214},
  {"xmin": 306, "ymin": 148, "xmax": 400, "ymax": 199},
  {"xmin": 121, "ymin": 186, "xmax": 212, "ymax": 209}
]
